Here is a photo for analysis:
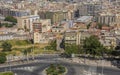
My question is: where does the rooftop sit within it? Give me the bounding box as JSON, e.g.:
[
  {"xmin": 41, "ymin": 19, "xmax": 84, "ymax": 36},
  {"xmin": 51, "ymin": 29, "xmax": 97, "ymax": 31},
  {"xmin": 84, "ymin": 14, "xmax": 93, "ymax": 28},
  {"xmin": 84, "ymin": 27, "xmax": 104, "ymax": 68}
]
[{"xmin": 76, "ymin": 16, "xmax": 93, "ymax": 23}]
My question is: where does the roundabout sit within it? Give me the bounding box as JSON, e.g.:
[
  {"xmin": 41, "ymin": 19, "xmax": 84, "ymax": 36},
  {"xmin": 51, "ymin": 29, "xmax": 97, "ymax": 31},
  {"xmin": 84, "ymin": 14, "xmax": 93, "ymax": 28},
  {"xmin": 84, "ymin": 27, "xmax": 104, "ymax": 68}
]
[
  {"xmin": 0, "ymin": 55, "xmax": 120, "ymax": 75},
  {"xmin": 43, "ymin": 64, "xmax": 67, "ymax": 75}
]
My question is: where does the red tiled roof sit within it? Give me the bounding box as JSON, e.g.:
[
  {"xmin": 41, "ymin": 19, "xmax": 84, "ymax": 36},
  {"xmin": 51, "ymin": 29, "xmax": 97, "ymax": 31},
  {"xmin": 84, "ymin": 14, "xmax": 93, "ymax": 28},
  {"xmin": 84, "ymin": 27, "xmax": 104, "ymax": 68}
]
[
  {"xmin": 47, "ymin": 29, "xmax": 52, "ymax": 32},
  {"xmin": 70, "ymin": 27, "xmax": 78, "ymax": 30},
  {"xmin": 102, "ymin": 26, "xmax": 110, "ymax": 31}
]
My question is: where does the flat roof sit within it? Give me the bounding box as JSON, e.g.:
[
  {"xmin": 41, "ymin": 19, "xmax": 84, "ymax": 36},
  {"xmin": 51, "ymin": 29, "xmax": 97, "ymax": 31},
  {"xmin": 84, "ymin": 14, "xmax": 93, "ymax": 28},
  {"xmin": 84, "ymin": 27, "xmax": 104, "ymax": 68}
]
[{"xmin": 76, "ymin": 16, "xmax": 93, "ymax": 23}]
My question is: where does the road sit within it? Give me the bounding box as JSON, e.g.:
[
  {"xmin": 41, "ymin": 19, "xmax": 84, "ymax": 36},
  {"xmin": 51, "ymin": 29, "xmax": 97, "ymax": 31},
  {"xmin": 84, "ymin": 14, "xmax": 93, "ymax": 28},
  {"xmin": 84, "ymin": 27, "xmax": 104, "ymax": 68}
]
[{"xmin": 0, "ymin": 54, "xmax": 120, "ymax": 75}]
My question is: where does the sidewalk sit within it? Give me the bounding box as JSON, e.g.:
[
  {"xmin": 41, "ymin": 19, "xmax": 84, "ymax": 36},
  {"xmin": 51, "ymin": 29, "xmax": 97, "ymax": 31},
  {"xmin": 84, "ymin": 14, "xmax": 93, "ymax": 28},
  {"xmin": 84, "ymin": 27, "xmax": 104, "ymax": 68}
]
[
  {"xmin": 70, "ymin": 57, "xmax": 116, "ymax": 68},
  {"xmin": 0, "ymin": 60, "xmax": 35, "ymax": 68}
]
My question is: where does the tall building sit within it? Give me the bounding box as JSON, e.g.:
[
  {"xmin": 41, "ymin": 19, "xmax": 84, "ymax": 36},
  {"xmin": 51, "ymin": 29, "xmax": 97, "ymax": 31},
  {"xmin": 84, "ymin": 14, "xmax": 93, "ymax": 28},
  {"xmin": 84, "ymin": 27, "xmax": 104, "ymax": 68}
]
[
  {"xmin": 33, "ymin": 22, "xmax": 42, "ymax": 33},
  {"xmin": 65, "ymin": 29, "xmax": 90, "ymax": 45},
  {"xmin": 0, "ymin": 8, "xmax": 30, "ymax": 17},
  {"xmin": 115, "ymin": 14, "xmax": 120, "ymax": 28},
  {"xmin": 32, "ymin": 19, "xmax": 51, "ymax": 43},
  {"xmin": 38, "ymin": 10, "xmax": 71, "ymax": 24},
  {"xmin": 17, "ymin": 15, "xmax": 40, "ymax": 32},
  {"xmin": 78, "ymin": 2, "xmax": 102, "ymax": 16},
  {"xmin": 96, "ymin": 12, "xmax": 116, "ymax": 25},
  {"xmin": 33, "ymin": 22, "xmax": 42, "ymax": 43}
]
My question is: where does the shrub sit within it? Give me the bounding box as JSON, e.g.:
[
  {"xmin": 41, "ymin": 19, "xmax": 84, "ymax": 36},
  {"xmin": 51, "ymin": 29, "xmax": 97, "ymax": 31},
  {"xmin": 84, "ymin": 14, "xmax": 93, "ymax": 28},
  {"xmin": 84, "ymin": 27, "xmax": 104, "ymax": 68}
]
[
  {"xmin": 46, "ymin": 64, "xmax": 66, "ymax": 75},
  {"xmin": 0, "ymin": 53, "xmax": 7, "ymax": 64}
]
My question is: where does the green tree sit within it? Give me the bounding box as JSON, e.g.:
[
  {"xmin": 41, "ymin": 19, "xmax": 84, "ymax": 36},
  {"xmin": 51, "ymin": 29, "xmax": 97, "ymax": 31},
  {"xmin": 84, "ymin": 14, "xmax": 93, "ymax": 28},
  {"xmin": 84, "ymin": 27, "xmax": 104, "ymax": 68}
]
[
  {"xmin": 111, "ymin": 46, "xmax": 120, "ymax": 57},
  {"xmin": 105, "ymin": 46, "xmax": 114, "ymax": 56},
  {"xmin": 22, "ymin": 47, "xmax": 32, "ymax": 55},
  {"xmin": 0, "ymin": 23, "xmax": 14, "ymax": 28},
  {"xmin": 0, "ymin": 53, "xmax": 7, "ymax": 64},
  {"xmin": 1, "ymin": 42, "xmax": 12, "ymax": 51},
  {"xmin": 83, "ymin": 35, "xmax": 105, "ymax": 57},
  {"xmin": 4, "ymin": 23, "xmax": 14, "ymax": 28},
  {"xmin": 22, "ymin": 47, "xmax": 32, "ymax": 62},
  {"xmin": 87, "ymin": 22, "xmax": 92, "ymax": 29},
  {"xmin": 111, "ymin": 50, "xmax": 120, "ymax": 58},
  {"xmin": 97, "ymin": 23, "xmax": 102, "ymax": 29},
  {"xmin": 49, "ymin": 40, "xmax": 57, "ymax": 50},
  {"xmin": 4, "ymin": 16, "xmax": 17, "ymax": 23},
  {"xmin": 0, "ymin": 22, "xmax": 2, "ymax": 28},
  {"xmin": 65, "ymin": 44, "xmax": 79, "ymax": 56}
]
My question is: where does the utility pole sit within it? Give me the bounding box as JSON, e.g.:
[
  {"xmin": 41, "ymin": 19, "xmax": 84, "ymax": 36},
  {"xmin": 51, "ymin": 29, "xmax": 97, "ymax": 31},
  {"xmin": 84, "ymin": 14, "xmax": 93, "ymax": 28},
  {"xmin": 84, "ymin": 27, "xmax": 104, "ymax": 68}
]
[
  {"xmin": 101, "ymin": 48, "xmax": 104, "ymax": 75},
  {"xmin": 101, "ymin": 59, "xmax": 104, "ymax": 75},
  {"xmin": 8, "ymin": 55, "xmax": 12, "ymax": 71},
  {"xmin": 32, "ymin": 44, "xmax": 35, "ymax": 60},
  {"xmin": 26, "ymin": 51, "xmax": 29, "ymax": 63}
]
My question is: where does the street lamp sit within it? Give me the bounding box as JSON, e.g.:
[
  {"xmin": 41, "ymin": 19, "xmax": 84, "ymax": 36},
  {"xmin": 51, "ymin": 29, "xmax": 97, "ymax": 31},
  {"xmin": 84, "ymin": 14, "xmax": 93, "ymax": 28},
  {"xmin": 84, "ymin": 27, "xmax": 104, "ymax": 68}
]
[
  {"xmin": 101, "ymin": 49, "xmax": 104, "ymax": 75},
  {"xmin": 101, "ymin": 59, "xmax": 104, "ymax": 75},
  {"xmin": 7, "ymin": 55, "xmax": 12, "ymax": 71}
]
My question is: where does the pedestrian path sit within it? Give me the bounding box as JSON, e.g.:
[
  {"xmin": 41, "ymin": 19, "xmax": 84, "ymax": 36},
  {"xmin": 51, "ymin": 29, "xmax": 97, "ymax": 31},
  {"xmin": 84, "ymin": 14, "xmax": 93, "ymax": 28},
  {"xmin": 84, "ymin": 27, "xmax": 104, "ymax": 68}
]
[{"xmin": 61, "ymin": 57, "xmax": 116, "ymax": 68}]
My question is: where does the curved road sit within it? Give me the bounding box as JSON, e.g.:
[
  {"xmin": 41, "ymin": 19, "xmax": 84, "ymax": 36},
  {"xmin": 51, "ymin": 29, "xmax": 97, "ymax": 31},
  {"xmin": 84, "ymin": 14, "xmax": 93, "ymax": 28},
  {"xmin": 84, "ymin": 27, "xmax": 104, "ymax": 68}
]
[{"xmin": 0, "ymin": 55, "xmax": 120, "ymax": 75}]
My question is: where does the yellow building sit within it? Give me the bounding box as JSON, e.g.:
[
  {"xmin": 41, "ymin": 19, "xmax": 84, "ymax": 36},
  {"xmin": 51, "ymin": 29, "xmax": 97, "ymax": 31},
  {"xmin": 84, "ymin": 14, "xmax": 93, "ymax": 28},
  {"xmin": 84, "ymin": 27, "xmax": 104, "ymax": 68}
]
[
  {"xmin": 39, "ymin": 10, "xmax": 73, "ymax": 24},
  {"xmin": 116, "ymin": 14, "xmax": 120, "ymax": 28},
  {"xmin": 33, "ymin": 31, "xmax": 40, "ymax": 43}
]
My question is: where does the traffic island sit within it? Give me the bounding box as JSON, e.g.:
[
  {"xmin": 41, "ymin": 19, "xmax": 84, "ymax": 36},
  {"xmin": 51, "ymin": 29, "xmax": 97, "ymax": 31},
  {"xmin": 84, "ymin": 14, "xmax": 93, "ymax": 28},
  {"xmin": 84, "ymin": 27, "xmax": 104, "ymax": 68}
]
[
  {"xmin": 0, "ymin": 71, "xmax": 14, "ymax": 75},
  {"xmin": 44, "ymin": 64, "xmax": 67, "ymax": 75}
]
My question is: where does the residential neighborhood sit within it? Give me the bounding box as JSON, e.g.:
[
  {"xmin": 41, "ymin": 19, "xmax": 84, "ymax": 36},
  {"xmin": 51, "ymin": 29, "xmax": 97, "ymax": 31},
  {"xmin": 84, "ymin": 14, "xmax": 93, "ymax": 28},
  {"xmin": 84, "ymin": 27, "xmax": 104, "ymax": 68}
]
[{"xmin": 0, "ymin": 0, "xmax": 120, "ymax": 75}]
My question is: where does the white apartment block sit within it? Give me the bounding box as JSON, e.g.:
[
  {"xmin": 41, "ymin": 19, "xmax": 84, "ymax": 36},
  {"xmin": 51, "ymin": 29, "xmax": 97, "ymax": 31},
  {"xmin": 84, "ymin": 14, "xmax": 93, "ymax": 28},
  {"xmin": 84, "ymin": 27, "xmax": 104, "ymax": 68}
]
[
  {"xmin": 38, "ymin": 19, "xmax": 51, "ymax": 32},
  {"xmin": 17, "ymin": 15, "xmax": 40, "ymax": 32}
]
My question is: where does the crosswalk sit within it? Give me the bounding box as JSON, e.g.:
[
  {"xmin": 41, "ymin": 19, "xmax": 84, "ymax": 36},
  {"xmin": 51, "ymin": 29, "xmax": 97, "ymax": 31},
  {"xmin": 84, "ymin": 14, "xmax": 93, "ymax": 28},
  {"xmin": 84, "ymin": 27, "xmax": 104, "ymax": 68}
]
[
  {"xmin": 12, "ymin": 66, "xmax": 35, "ymax": 72},
  {"xmin": 32, "ymin": 58, "xmax": 62, "ymax": 63},
  {"xmin": 83, "ymin": 66, "xmax": 105, "ymax": 75}
]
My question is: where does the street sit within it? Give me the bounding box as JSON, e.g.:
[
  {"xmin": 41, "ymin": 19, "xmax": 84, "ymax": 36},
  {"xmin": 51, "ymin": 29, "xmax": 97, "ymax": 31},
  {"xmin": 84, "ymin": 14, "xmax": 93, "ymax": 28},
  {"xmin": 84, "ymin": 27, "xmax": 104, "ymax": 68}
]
[{"xmin": 0, "ymin": 54, "xmax": 120, "ymax": 75}]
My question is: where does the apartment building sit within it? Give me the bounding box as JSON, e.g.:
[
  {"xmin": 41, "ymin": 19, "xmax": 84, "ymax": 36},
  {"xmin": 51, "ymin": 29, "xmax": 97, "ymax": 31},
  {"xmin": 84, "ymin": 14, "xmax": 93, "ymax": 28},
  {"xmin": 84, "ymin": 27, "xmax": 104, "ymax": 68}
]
[
  {"xmin": 65, "ymin": 29, "xmax": 90, "ymax": 45},
  {"xmin": 33, "ymin": 21, "xmax": 42, "ymax": 43},
  {"xmin": 38, "ymin": 10, "xmax": 70, "ymax": 24},
  {"xmin": 76, "ymin": 16, "xmax": 93, "ymax": 25},
  {"xmin": 0, "ymin": 8, "xmax": 30, "ymax": 17},
  {"xmin": 95, "ymin": 12, "xmax": 116, "ymax": 25},
  {"xmin": 32, "ymin": 19, "xmax": 51, "ymax": 43},
  {"xmin": 17, "ymin": 15, "xmax": 40, "ymax": 32}
]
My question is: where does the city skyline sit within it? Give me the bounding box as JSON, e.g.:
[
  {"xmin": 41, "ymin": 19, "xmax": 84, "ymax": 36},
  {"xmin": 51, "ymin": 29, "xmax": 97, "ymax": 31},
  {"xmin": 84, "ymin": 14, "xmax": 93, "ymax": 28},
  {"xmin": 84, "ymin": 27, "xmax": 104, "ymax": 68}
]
[{"xmin": 0, "ymin": 0, "xmax": 120, "ymax": 75}]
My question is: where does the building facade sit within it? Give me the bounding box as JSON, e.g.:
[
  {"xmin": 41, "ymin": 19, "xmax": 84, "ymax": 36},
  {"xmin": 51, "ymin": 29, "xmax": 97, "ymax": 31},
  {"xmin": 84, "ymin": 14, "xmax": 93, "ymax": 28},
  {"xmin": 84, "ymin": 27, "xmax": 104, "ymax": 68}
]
[
  {"xmin": 0, "ymin": 8, "xmax": 30, "ymax": 17},
  {"xmin": 17, "ymin": 15, "xmax": 40, "ymax": 32},
  {"xmin": 96, "ymin": 13, "xmax": 116, "ymax": 25}
]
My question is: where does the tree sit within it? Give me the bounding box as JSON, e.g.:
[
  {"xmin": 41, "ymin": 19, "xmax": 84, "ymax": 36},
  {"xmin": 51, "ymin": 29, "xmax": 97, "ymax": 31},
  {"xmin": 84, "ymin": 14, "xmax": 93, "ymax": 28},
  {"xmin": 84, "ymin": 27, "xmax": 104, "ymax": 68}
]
[
  {"xmin": 1, "ymin": 42, "xmax": 12, "ymax": 51},
  {"xmin": 0, "ymin": 22, "xmax": 2, "ymax": 28},
  {"xmin": 97, "ymin": 23, "xmax": 102, "ymax": 29},
  {"xmin": 65, "ymin": 44, "xmax": 79, "ymax": 56},
  {"xmin": 87, "ymin": 22, "xmax": 92, "ymax": 29},
  {"xmin": 45, "ymin": 40, "xmax": 57, "ymax": 50},
  {"xmin": 4, "ymin": 16, "xmax": 17, "ymax": 23},
  {"xmin": 49, "ymin": 40, "xmax": 57, "ymax": 50},
  {"xmin": 22, "ymin": 47, "xmax": 32, "ymax": 62},
  {"xmin": 22, "ymin": 47, "xmax": 32, "ymax": 55},
  {"xmin": 83, "ymin": 35, "xmax": 105, "ymax": 57},
  {"xmin": 115, "ymin": 45, "xmax": 120, "ymax": 51},
  {"xmin": 111, "ymin": 51, "xmax": 120, "ymax": 56},
  {"xmin": 4, "ymin": 23, "xmax": 14, "ymax": 28},
  {"xmin": 60, "ymin": 38, "xmax": 65, "ymax": 49},
  {"xmin": 0, "ymin": 53, "xmax": 7, "ymax": 64},
  {"xmin": 105, "ymin": 46, "xmax": 114, "ymax": 56}
]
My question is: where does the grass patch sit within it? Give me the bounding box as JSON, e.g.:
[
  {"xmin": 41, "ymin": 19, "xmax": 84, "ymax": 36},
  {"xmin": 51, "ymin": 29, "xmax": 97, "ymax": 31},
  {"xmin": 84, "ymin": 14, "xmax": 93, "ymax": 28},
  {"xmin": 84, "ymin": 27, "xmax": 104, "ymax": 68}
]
[
  {"xmin": 0, "ymin": 72, "xmax": 14, "ymax": 75},
  {"xmin": 0, "ymin": 40, "xmax": 57, "ymax": 55},
  {"xmin": 46, "ymin": 64, "xmax": 66, "ymax": 75},
  {"xmin": 0, "ymin": 40, "xmax": 32, "ymax": 46}
]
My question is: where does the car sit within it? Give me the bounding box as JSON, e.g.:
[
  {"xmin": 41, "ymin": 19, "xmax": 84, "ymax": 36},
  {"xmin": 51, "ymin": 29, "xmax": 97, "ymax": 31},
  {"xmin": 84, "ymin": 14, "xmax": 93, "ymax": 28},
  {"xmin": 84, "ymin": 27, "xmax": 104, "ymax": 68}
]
[{"xmin": 111, "ymin": 58, "xmax": 120, "ymax": 68}]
